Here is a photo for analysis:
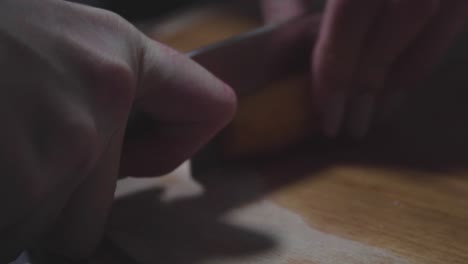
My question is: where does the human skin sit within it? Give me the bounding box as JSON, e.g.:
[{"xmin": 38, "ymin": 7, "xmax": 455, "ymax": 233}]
[
  {"xmin": 261, "ymin": 0, "xmax": 468, "ymax": 138},
  {"xmin": 0, "ymin": 0, "xmax": 236, "ymax": 261}
]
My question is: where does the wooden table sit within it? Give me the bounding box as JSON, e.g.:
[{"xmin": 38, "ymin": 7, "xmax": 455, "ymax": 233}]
[{"xmin": 91, "ymin": 2, "xmax": 468, "ymax": 264}]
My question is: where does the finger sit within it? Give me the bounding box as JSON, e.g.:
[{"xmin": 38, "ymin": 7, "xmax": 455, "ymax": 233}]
[
  {"xmin": 0, "ymin": 105, "xmax": 102, "ymax": 262},
  {"xmin": 347, "ymin": 0, "xmax": 439, "ymax": 138},
  {"xmin": 44, "ymin": 125, "xmax": 126, "ymax": 259},
  {"xmin": 120, "ymin": 37, "xmax": 237, "ymax": 177},
  {"xmin": 260, "ymin": 0, "xmax": 310, "ymax": 24},
  {"xmin": 313, "ymin": 0, "xmax": 385, "ymax": 137},
  {"xmin": 385, "ymin": 0, "xmax": 468, "ymax": 97}
]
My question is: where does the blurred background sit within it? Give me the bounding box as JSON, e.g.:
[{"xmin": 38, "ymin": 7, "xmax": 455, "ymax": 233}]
[
  {"xmin": 72, "ymin": 0, "xmax": 228, "ymax": 21},
  {"xmin": 71, "ymin": 0, "xmax": 326, "ymax": 24}
]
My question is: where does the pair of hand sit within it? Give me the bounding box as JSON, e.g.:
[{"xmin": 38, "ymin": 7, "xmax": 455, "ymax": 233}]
[
  {"xmin": 0, "ymin": 0, "xmax": 236, "ymax": 261},
  {"xmin": 261, "ymin": 0, "xmax": 468, "ymax": 138},
  {"xmin": 2, "ymin": 0, "xmax": 468, "ymax": 262}
]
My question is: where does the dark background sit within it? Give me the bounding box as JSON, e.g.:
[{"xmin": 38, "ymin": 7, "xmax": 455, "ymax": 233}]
[
  {"xmin": 72, "ymin": 0, "xmax": 219, "ymax": 21},
  {"xmin": 72, "ymin": 0, "xmax": 326, "ymax": 22}
]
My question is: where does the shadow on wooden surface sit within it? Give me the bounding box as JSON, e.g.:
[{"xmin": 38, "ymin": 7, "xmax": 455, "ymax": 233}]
[
  {"xmin": 106, "ymin": 173, "xmax": 278, "ymax": 264},
  {"xmin": 89, "ymin": 25, "xmax": 468, "ymax": 264},
  {"xmin": 87, "ymin": 60, "xmax": 468, "ymax": 264},
  {"xmin": 102, "ymin": 37, "xmax": 468, "ymax": 264}
]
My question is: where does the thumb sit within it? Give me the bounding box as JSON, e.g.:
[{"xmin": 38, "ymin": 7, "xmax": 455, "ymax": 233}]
[{"xmin": 121, "ymin": 35, "xmax": 237, "ymax": 177}]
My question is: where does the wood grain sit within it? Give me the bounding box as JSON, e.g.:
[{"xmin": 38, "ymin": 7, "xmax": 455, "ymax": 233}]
[{"xmin": 100, "ymin": 2, "xmax": 468, "ymax": 264}]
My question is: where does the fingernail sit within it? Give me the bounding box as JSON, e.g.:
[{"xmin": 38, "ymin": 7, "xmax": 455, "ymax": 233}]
[
  {"xmin": 348, "ymin": 94, "xmax": 375, "ymax": 139},
  {"xmin": 379, "ymin": 91, "xmax": 408, "ymax": 121},
  {"xmin": 323, "ymin": 92, "xmax": 346, "ymax": 138}
]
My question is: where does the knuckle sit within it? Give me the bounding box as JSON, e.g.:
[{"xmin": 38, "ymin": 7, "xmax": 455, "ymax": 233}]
[
  {"xmin": 99, "ymin": 10, "xmax": 130, "ymax": 31},
  {"xmin": 88, "ymin": 8, "xmax": 139, "ymax": 48},
  {"xmin": 89, "ymin": 58, "xmax": 135, "ymax": 112},
  {"xmin": 86, "ymin": 7, "xmax": 132, "ymax": 34},
  {"xmin": 60, "ymin": 8, "xmax": 137, "ymax": 113}
]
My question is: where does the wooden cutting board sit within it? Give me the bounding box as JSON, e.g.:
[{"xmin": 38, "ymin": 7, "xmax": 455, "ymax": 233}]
[{"xmin": 90, "ymin": 2, "xmax": 468, "ymax": 264}]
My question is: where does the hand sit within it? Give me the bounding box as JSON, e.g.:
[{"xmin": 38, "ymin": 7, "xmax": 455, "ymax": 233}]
[
  {"xmin": 261, "ymin": 0, "xmax": 468, "ymax": 138},
  {"xmin": 0, "ymin": 0, "xmax": 236, "ymax": 262}
]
